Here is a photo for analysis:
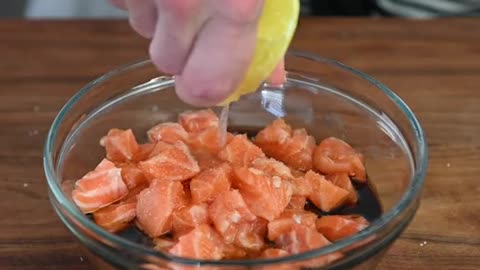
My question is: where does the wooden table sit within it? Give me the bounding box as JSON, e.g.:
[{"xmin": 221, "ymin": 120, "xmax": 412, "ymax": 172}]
[{"xmin": 1, "ymin": 18, "xmax": 479, "ymax": 270}]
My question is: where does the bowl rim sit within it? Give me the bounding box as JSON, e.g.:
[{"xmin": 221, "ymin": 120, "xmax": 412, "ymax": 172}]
[{"xmin": 44, "ymin": 50, "xmax": 428, "ymax": 267}]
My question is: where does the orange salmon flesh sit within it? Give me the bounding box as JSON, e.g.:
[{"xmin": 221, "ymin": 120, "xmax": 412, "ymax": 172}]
[{"xmin": 71, "ymin": 109, "xmax": 376, "ymax": 266}]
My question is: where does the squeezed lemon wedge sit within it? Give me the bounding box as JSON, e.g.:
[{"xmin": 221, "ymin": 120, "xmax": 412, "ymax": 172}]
[{"xmin": 219, "ymin": 0, "xmax": 300, "ymax": 105}]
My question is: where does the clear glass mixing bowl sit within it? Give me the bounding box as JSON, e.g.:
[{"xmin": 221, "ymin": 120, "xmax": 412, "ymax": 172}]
[{"xmin": 44, "ymin": 51, "xmax": 428, "ymax": 270}]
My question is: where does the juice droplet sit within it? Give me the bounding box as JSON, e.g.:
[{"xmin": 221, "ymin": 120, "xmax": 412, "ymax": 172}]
[{"xmin": 219, "ymin": 104, "xmax": 230, "ymax": 147}]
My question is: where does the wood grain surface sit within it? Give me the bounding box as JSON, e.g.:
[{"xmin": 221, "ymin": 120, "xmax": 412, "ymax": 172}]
[{"xmin": 0, "ymin": 18, "xmax": 479, "ymax": 270}]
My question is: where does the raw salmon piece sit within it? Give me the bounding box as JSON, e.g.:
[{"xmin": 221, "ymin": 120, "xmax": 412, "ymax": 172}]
[
  {"xmin": 138, "ymin": 141, "xmax": 200, "ymax": 181},
  {"xmin": 234, "ymin": 218, "xmax": 268, "ymax": 252},
  {"xmin": 313, "ymin": 137, "xmax": 366, "ymax": 182},
  {"xmin": 153, "ymin": 237, "xmax": 176, "ymax": 252},
  {"xmin": 141, "ymin": 264, "xmax": 170, "ymax": 270},
  {"xmin": 255, "ymin": 120, "xmax": 315, "ymax": 171},
  {"xmin": 208, "ymin": 190, "xmax": 256, "ymax": 244},
  {"xmin": 252, "ymin": 158, "xmax": 309, "ymax": 200},
  {"xmin": 316, "ymin": 215, "xmax": 369, "ymax": 242},
  {"xmin": 305, "ymin": 171, "xmax": 349, "ymax": 212},
  {"xmin": 267, "ymin": 209, "xmax": 317, "ymax": 241},
  {"xmin": 179, "ymin": 109, "xmax": 219, "ymax": 132},
  {"xmin": 136, "ymin": 180, "xmax": 186, "ymax": 237},
  {"xmin": 72, "ymin": 159, "xmax": 129, "ymax": 213},
  {"xmin": 132, "ymin": 143, "xmax": 156, "ymax": 162},
  {"xmin": 218, "ymin": 134, "xmax": 265, "ymax": 167},
  {"xmin": 280, "ymin": 129, "xmax": 316, "ymax": 171},
  {"xmin": 121, "ymin": 163, "xmax": 148, "ymax": 190},
  {"xmin": 289, "ymin": 176, "xmax": 312, "ymax": 197},
  {"xmin": 147, "ymin": 122, "xmax": 188, "ymax": 144},
  {"xmin": 192, "ymin": 151, "xmax": 224, "ymax": 171},
  {"xmin": 261, "ymin": 248, "xmax": 289, "ymax": 258},
  {"xmin": 290, "ymin": 168, "xmax": 305, "ymax": 178},
  {"xmin": 147, "ymin": 141, "xmax": 175, "ymax": 159},
  {"xmin": 100, "ymin": 129, "xmax": 139, "ymax": 163},
  {"xmin": 233, "ymin": 167, "xmax": 293, "ymax": 221},
  {"xmin": 327, "ymin": 173, "xmax": 358, "ymax": 204},
  {"xmin": 92, "ymin": 183, "xmax": 147, "ymax": 232},
  {"xmin": 169, "ymin": 224, "xmax": 224, "ymax": 260},
  {"xmin": 190, "ymin": 163, "xmax": 232, "ymax": 204},
  {"xmin": 251, "ymin": 157, "xmax": 293, "ymax": 179},
  {"xmin": 187, "ymin": 126, "xmax": 228, "ymax": 155},
  {"xmin": 172, "ymin": 203, "xmax": 210, "ymax": 237},
  {"xmin": 275, "ymin": 225, "xmax": 343, "ymax": 266},
  {"xmin": 287, "ymin": 195, "xmax": 307, "ymax": 210},
  {"xmin": 260, "ymin": 248, "xmax": 295, "ymax": 270},
  {"xmin": 93, "ymin": 199, "xmax": 136, "ymax": 233},
  {"xmin": 223, "ymin": 244, "xmax": 248, "ymax": 259},
  {"xmin": 254, "ymin": 119, "xmax": 292, "ymax": 159}
]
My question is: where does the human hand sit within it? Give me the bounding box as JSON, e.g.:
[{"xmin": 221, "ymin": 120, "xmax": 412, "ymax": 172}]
[{"xmin": 110, "ymin": 0, "xmax": 279, "ymax": 106}]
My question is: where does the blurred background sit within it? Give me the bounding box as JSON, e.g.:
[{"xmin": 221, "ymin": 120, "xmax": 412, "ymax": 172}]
[{"xmin": 0, "ymin": 0, "xmax": 478, "ymax": 18}]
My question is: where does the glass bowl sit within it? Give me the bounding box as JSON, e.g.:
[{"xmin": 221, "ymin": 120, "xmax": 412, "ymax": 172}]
[{"xmin": 44, "ymin": 51, "xmax": 428, "ymax": 270}]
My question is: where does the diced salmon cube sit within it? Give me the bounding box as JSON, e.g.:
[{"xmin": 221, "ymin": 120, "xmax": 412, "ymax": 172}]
[
  {"xmin": 93, "ymin": 200, "xmax": 136, "ymax": 233},
  {"xmin": 275, "ymin": 224, "xmax": 328, "ymax": 253},
  {"xmin": 316, "ymin": 215, "xmax": 369, "ymax": 242},
  {"xmin": 267, "ymin": 209, "xmax": 317, "ymax": 241},
  {"xmin": 147, "ymin": 122, "xmax": 188, "ymax": 144},
  {"xmin": 251, "ymin": 157, "xmax": 293, "ymax": 179},
  {"xmin": 179, "ymin": 109, "xmax": 219, "ymax": 132},
  {"xmin": 327, "ymin": 173, "xmax": 358, "ymax": 204},
  {"xmin": 132, "ymin": 143, "xmax": 156, "ymax": 162},
  {"xmin": 313, "ymin": 137, "xmax": 366, "ymax": 182},
  {"xmin": 172, "ymin": 203, "xmax": 210, "ymax": 237},
  {"xmin": 93, "ymin": 183, "xmax": 147, "ymax": 232},
  {"xmin": 255, "ymin": 157, "xmax": 312, "ymax": 197},
  {"xmin": 120, "ymin": 163, "xmax": 148, "ymax": 190},
  {"xmin": 289, "ymin": 176, "xmax": 312, "ymax": 197},
  {"xmin": 153, "ymin": 237, "xmax": 176, "ymax": 252},
  {"xmin": 190, "ymin": 163, "xmax": 232, "ymax": 204},
  {"xmin": 169, "ymin": 224, "xmax": 224, "ymax": 260},
  {"xmin": 192, "ymin": 150, "xmax": 224, "ymax": 171},
  {"xmin": 234, "ymin": 218, "xmax": 268, "ymax": 252},
  {"xmin": 218, "ymin": 134, "xmax": 265, "ymax": 167},
  {"xmin": 254, "ymin": 120, "xmax": 290, "ymax": 164},
  {"xmin": 208, "ymin": 190, "xmax": 256, "ymax": 244},
  {"xmin": 223, "ymin": 244, "xmax": 248, "ymax": 259},
  {"xmin": 255, "ymin": 120, "xmax": 315, "ymax": 171},
  {"xmin": 100, "ymin": 129, "xmax": 139, "ymax": 163},
  {"xmin": 279, "ymin": 129, "xmax": 316, "ymax": 171},
  {"xmin": 141, "ymin": 264, "xmax": 170, "ymax": 270},
  {"xmin": 187, "ymin": 126, "xmax": 228, "ymax": 155},
  {"xmin": 275, "ymin": 225, "xmax": 343, "ymax": 266},
  {"xmin": 136, "ymin": 180, "xmax": 186, "ymax": 237},
  {"xmin": 254, "ymin": 119, "xmax": 292, "ymax": 157},
  {"xmin": 138, "ymin": 141, "xmax": 200, "ymax": 181},
  {"xmin": 147, "ymin": 141, "xmax": 176, "ymax": 159},
  {"xmin": 290, "ymin": 169, "xmax": 305, "ymax": 178},
  {"xmin": 287, "ymin": 195, "xmax": 307, "ymax": 210},
  {"xmin": 261, "ymin": 248, "xmax": 289, "ymax": 258},
  {"xmin": 260, "ymin": 248, "xmax": 295, "ymax": 270},
  {"xmin": 305, "ymin": 171, "xmax": 349, "ymax": 212},
  {"xmin": 233, "ymin": 167, "xmax": 293, "ymax": 221},
  {"xmin": 72, "ymin": 159, "xmax": 129, "ymax": 213}
]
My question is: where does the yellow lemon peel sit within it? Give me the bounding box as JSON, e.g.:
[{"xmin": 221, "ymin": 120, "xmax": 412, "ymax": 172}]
[{"xmin": 219, "ymin": 0, "xmax": 300, "ymax": 105}]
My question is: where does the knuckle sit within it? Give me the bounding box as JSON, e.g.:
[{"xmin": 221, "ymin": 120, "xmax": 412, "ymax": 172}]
[
  {"xmin": 129, "ymin": 16, "xmax": 155, "ymax": 38},
  {"xmin": 161, "ymin": 0, "xmax": 199, "ymax": 19},
  {"xmin": 220, "ymin": 0, "xmax": 263, "ymax": 23},
  {"xmin": 149, "ymin": 43, "xmax": 183, "ymax": 75}
]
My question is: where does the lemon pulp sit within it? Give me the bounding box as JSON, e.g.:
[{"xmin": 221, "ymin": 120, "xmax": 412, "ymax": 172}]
[{"xmin": 219, "ymin": 0, "xmax": 300, "ymax": 105}]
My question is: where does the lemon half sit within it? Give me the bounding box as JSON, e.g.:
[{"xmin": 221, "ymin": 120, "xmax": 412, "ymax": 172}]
[{"xmin": 219, "ymin": 0, "xmax": 300, "ymax": 105}]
